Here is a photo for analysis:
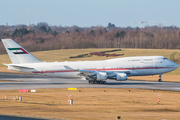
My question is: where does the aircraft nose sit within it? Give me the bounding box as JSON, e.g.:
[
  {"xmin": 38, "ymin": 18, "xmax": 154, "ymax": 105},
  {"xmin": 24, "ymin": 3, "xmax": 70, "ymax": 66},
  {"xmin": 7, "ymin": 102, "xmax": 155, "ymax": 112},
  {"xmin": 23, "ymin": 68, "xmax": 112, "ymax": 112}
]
[
  {"xmin": 176, "ymin": 63, "xmax": 179, "ymax": 69},
  {"xmin": 174, "ymin": 62, "xmax": 179, "ymax": 69}
]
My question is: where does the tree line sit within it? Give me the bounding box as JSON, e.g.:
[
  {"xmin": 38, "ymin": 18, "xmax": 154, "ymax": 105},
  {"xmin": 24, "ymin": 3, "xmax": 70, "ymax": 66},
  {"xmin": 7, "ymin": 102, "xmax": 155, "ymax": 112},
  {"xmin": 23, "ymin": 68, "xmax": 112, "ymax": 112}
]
[{"xmin": 0, "ymin": 22, "xmax": 180, "ymax": 54}]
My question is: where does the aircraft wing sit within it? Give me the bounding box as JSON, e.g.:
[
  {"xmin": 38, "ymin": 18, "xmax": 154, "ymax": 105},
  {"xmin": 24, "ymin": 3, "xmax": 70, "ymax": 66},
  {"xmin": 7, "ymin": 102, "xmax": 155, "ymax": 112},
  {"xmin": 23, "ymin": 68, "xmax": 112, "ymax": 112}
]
[
  {"xmin": 64, "ymin": 66, "xmax": 128, "ymax": 81},
  {"xmin": 64, "ymin": 66, "xmax": 78, "ymax": 71}
]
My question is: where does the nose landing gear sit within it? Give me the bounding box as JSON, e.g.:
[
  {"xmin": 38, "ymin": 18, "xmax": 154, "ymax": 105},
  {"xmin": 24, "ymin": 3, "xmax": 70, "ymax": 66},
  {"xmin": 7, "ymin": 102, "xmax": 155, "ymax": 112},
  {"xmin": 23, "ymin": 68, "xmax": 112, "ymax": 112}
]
[{"xmin": 158, "ymin": 74, "xmax": 162, "ymax": 82}]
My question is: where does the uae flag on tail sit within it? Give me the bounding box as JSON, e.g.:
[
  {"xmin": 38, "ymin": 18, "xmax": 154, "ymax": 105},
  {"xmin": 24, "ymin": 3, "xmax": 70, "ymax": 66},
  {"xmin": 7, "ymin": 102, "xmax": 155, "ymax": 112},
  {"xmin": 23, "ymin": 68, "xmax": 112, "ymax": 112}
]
[{"xmin": 8, "ymin": 48, "xmax": 28, "ymax": 54}]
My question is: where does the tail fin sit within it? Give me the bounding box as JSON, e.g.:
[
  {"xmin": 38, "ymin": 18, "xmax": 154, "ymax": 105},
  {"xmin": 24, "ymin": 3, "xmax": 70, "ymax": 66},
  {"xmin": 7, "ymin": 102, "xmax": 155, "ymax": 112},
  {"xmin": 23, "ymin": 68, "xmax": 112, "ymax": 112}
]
[{"xmin": 1, "ymin": 39, "xmax": 41, "ymax": 64}]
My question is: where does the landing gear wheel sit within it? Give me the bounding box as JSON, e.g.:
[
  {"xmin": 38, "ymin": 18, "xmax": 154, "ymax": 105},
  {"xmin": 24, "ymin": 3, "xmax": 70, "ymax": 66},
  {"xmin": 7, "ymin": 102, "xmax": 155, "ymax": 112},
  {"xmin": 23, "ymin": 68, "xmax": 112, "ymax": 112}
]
[
  {"xmin": 102, "ymin": 81, "xmax": 106, "ymax": 84},
  {"xmin": 158, "ymin": 74, "xmax": 163, "ymax": 82},
  {"xmin": 97, "ymin": 81, "xmax": 103, "ymax": 84},
  {"xmin": 158, "ymin": 79, "xmax": 162, "ymax": 82},
  {"xmin": 89, "ymin": 81, "xmax": 106, "ymax": 84},
  {"xmin": 89, "ymin": 81, "xmax": 94, "ymax": 84}
]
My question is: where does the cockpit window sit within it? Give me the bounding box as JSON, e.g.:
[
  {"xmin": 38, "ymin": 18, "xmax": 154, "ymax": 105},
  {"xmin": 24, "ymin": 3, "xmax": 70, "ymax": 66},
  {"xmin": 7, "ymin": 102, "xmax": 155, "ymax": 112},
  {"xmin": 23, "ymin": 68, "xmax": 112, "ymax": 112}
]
[{"xmin": 163, "ymin": 57, "xmax": 168, "ymax": 60}]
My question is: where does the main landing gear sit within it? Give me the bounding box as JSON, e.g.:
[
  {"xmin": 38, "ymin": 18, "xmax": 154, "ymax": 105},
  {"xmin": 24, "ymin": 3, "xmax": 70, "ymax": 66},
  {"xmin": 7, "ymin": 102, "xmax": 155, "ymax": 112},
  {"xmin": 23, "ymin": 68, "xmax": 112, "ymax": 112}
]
[
  {"xmin": 158, "ymin": 74, "xmax": 162, "ymax": 82},
  {"xmin": 89, "ymin": 80, "xmax": 106, "ymax": 84}
]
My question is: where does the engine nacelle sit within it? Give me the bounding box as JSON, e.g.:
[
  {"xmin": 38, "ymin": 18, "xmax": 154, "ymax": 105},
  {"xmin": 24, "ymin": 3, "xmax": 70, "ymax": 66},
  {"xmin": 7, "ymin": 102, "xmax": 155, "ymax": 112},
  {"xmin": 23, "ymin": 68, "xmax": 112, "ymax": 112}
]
[
  {"xmin": 96, "ymin": 72, "xmax": 107, "ymax": 80},
  {"xmin": 116, "ymin": 73, "xmax": 127, "ymax": 81}
]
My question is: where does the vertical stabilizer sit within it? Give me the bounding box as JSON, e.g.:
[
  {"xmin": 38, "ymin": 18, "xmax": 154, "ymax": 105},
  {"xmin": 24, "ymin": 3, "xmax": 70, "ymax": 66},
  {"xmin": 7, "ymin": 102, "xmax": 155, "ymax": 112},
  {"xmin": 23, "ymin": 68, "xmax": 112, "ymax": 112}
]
[{"xmin": 1, "ymin": 39, "xmax": 41, "ymax": 64}]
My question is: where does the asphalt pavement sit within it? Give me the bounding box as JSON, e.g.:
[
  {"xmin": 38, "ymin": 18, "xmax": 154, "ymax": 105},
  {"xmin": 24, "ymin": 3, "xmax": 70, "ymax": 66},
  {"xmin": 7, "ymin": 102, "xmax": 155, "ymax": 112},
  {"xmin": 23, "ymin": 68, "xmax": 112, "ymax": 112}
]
[
  {"xmin": 0, "ymin": 72, "xmax": 180, "ymax": 119},
  {"xmin": 0, "ymin": 72, "xmax": 180, "ymax": 91}
]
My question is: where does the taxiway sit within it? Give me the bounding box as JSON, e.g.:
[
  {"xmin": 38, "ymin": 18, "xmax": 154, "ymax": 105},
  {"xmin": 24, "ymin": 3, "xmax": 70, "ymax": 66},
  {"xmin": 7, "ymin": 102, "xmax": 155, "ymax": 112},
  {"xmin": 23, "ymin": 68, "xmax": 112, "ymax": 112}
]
[{"xmin": 0, "ymin": 73, "xmax": 180, "ymax": 91}]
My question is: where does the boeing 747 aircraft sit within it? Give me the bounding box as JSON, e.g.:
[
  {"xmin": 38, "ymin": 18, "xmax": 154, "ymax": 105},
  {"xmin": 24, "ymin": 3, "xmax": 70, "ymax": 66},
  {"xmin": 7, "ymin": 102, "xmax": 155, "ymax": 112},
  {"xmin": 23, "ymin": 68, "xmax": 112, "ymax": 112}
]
[{"xmin": 1, "ymin": 39, "xmax": 179, "ymax": 84}]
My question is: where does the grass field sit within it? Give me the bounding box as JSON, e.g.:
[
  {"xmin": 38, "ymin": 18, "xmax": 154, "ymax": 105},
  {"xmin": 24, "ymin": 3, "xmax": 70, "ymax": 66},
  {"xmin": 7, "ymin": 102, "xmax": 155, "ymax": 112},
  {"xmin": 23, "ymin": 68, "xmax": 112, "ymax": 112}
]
[
  {"xmin": 0, "ymin": 88, "xmax": 180, "ymax": 120},
  {"xmin": 0, "ymin": 49, "xmax": 180, "ymax": 119}
]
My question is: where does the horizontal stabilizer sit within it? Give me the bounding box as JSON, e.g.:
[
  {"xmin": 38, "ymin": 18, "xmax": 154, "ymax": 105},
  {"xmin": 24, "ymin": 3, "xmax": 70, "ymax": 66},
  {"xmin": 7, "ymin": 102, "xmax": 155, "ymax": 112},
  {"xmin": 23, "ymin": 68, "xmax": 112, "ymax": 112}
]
[
  {"xmin": 5, "ymin": 65, "xmax": 34, "ymax": 72},
  {"xmin": 2, "ymin": 63, "xmax": 9, "ymax": 66},
  {"xmin": 9, "ymin": 65, "xmax": 34, "ymax": 69}
]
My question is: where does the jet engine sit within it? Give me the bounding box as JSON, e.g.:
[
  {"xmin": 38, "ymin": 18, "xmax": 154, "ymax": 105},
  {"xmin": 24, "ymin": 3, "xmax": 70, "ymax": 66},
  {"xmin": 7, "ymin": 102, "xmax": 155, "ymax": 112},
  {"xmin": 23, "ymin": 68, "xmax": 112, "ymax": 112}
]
[
  {"xmin": 96, "ymin": 72, "xmax": 107, "ymax": 80},
  {"xmin": 116, "ymin": 73, "xmax": 127, "ymax": 81},
  {"xmin": 86, "ymin": 72, "xmax": 107, "ymax": 81}
]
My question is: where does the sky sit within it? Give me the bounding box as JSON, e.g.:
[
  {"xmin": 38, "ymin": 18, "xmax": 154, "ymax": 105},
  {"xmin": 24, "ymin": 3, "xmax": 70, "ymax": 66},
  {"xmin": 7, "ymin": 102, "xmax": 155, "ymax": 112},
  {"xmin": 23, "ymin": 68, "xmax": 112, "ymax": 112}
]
[{"xmin": 1, "ymin": 0, "xmax": 180, "ymax": 28}]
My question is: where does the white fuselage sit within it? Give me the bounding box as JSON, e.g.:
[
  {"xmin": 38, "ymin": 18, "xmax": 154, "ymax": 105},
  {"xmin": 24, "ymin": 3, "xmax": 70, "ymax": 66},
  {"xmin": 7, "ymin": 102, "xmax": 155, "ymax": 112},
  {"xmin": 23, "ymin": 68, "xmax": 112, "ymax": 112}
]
[
  {"xmin": 8, "ymin": 56, "xmax": 179, "ymax": 78},
  {"xmin": 2, "ymin": 39, "xmax": 179, "ymax": 82}
]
